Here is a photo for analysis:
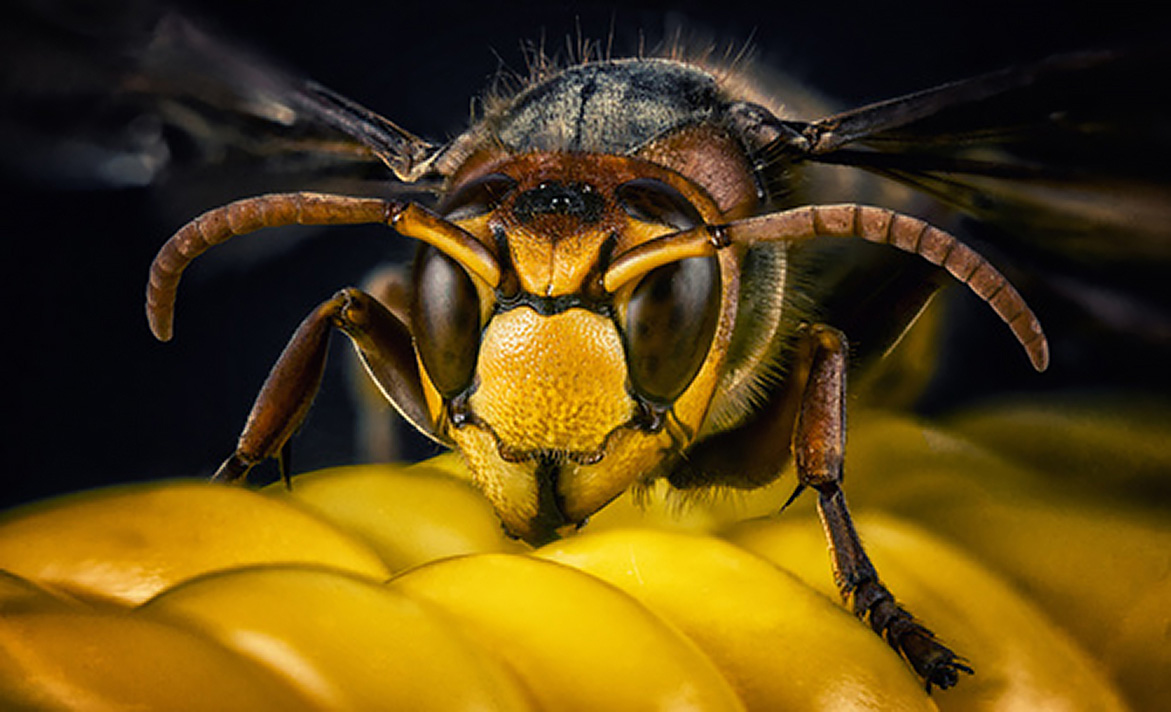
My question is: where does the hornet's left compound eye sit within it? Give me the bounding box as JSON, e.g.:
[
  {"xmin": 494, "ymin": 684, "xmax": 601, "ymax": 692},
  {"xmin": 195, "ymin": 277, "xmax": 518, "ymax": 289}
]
[
  {"xmin": 616, "ymin": 178, "xmax": 704, "ymax": 232},
  {"xmin": 622, "ymin": 255, "xmax": 721, "ymax": 405},
  {"xmin": 411, "ymin": 245, "xmax": 482, "ymax": 398}
]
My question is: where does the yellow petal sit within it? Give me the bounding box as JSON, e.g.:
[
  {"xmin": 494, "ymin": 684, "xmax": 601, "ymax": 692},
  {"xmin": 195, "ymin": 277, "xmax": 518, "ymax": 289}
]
[
  {"xmin": 0, "ymin": 480, "xmax": 389, "ymax": 604},
  {"xmin": 142, "ymin": 564, "xmax": 533, "ymax": 711},
  {"xmin": 1, "ymin": 607, "xmax": 317, "ymax": 711},
  {"xmin": 538, "ymin": 528, "xmax": 936, "ymax": 712},
  {"xmin": 391, "ymin": 553, "xmax": 746, "ymax": 712},
  {"xmin": 266, "ymin": 463, "xmax": 520, "ymax": 572},
  {"xmin": 724, "ymin": 513, "xmax": 1130, "ymax": 712}
]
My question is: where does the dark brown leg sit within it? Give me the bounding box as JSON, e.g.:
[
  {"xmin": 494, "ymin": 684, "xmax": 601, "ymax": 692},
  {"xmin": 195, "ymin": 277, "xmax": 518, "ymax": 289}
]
[
  {"xmin": 792, "ymin": 323, "xmax": 972, "ymax": 691},
  {"xmin": 348, "ymin": 266, "xmax": 414, "ymax": 463},
  {"xmin": 213, "ymin": 287, "xmax": 436, "ymax": 484}
]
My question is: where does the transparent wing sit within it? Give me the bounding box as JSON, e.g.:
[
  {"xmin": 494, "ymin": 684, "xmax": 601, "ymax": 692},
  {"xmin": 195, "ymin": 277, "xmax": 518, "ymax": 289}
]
[
  {"xmin": 0, "ymin": 3, "xmax": 437, "ymax": 197},
  {"xmin": 786, "ymin": 49, "xmax": 1171, "ymax": 269},
  {"xmin": 761, "ymin": 49, "xmax": 1171, "ymax": 384}
]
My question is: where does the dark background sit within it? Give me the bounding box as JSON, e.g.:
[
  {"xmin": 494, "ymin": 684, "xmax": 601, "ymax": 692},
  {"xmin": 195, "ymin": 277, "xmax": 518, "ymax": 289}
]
[{"xmin": 1, "ymin": 0, "xmax": 1164, "ymax": 510}]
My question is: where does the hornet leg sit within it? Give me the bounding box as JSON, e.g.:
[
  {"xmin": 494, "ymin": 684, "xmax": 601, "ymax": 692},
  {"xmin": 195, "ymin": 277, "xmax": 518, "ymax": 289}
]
[
  {"xmin": 214, "ymin": 287, "xmax": 433, "ymax": 483},
  {"xmin": 792, "ymin": 323, "xmax": 972, "ymax": 691},
  {"xmin": 348, "ymin": 266, "xmax": 413, "ymax": 463}
]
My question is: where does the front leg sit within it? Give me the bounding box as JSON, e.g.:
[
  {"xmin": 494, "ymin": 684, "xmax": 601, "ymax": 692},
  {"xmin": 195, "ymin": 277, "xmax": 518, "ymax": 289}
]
[
  {"xmin": 214, "ymin": 287, "xmax": 435, "ymax": 484},
  {"xmin": 347, "ymin": 265, "xmax": 414, "ymax": 463},
  {"xmin": 793, "ymin": 323, "xmax": 972, "ymax": 691}
]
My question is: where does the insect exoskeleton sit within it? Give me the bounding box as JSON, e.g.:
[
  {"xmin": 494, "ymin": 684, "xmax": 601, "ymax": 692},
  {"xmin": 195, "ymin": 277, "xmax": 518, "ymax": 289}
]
[
  {"xmin": 147, "ymin": 52, "xmax": 1050, "ymax": 690},
  {"xmin": 428, "ymin": 158, "xmax": 733, "ymax": 543},
  {"xmin": 409, "ymin": 60, "xmax": 773, "ymax": 543}
]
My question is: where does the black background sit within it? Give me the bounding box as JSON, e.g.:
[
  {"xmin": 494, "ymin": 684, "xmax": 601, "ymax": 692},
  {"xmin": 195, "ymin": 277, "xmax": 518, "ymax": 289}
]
[{"xmin": 1, "ymin": 0, "xmax": 1163, "ymax": 510}]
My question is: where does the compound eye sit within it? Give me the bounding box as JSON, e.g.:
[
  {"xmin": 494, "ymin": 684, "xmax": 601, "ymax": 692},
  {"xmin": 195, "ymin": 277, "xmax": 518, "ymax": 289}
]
[
  {"xmin": 616, "ymin": 178, "xmax": 703, "ymax": 231},
  {"xmin": 622, "ymin": 255, "xmax": 721, "ymax": 405},
  {"xmin": 441, "ymin": 173, "xmax": 517, "ymax": 221},
  {"xmin": 411, "ymin": 245, "xmax": 481, "ymax": 398}
]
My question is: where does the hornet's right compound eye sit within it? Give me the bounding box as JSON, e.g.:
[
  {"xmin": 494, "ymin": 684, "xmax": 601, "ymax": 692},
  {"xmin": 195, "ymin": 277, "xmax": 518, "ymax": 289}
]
[
  {"xmin": 621, "ymin": 254, "xmax": 721, "ymax": 406},
  {"xmin": 441, "ymin": 173, "xmax": 518, "ymax": 222},
  {"xmin": 411, "ymin": 244, "xmax": 482, "ymax": 399}
]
